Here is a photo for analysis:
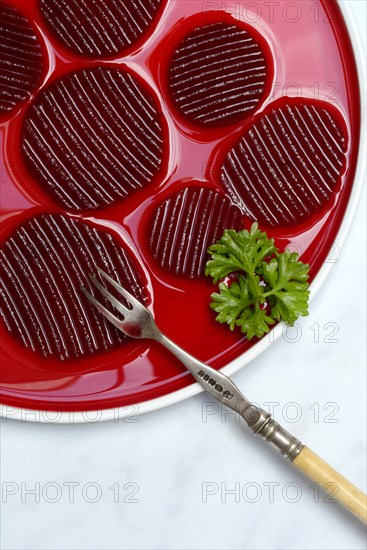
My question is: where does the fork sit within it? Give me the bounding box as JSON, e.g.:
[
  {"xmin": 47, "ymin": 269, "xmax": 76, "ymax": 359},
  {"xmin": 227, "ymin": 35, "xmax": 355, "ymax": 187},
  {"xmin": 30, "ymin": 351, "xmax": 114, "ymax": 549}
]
[{"xmin": 82, "ymin": 267, "xmax": 367, "ymax": 523}]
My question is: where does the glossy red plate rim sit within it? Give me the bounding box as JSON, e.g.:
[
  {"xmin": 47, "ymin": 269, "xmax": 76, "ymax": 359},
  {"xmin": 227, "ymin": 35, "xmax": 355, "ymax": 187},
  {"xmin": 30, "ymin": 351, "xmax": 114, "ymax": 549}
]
[{"xmin": 1, "ymin": 0, "xmax": 366, "ymax": 423}]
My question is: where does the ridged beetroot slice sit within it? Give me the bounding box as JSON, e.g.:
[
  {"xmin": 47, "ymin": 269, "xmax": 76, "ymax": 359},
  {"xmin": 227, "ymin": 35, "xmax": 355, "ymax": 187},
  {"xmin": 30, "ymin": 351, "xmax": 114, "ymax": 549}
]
[
  {"xmin": 21, "ymin": 66, "xmax": 164, "ymax": 211},
  {"xmin": 169, "ymin": 22, "xmax": 268, "ymax": 127},
  {"xmin": 221, "ymin": 101, "xmax": 348, "ymax": 227},
  {"xmin": 149, "ymin": 186, "xmax": 243, "ymax": 278},
  {"xmin": 0, "ymin": 2, "xmax": 43, "ymax": 113},
  {"xmin": 39, "ymin": 0, "xmax": 164, "ymax": 57},
  {"xmin": 0, "ymin": 214, "xmax": 147, "ymax": 361}
]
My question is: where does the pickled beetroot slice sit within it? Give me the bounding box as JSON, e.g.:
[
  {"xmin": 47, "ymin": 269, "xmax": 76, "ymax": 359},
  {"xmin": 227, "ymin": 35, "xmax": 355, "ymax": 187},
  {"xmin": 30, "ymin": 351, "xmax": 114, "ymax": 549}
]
[
  {"xmin": 21, "ymin": 67, "xmax": 164, "ymax": 211},
  {"xmin": 221, "ymin": 101, "xmax": 348, "ymax": 227},
  {"xmin": 169, "ymin": 22, "xmax": 268, "ymax": 128},
  {"xmin": 0, "ymin": 214, "xmax": 147, "ymax": 360},
  {"xmin": 0, "ymin": 2, "xmax": 43, "ymax": 113},
  {"xmin": 149, "ymin": 186, "xmax": 243, "ymax": 278},
  {"xmin": 39, "ymin": 0, "xmax": 164, "ymax": 57}
]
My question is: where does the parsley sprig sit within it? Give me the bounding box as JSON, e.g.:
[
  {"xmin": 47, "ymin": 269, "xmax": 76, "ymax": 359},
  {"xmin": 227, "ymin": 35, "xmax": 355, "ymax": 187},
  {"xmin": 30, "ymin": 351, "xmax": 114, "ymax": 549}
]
[{"xmin": 205, "ymin": 223, "xmax": 310, "ymax": 339}]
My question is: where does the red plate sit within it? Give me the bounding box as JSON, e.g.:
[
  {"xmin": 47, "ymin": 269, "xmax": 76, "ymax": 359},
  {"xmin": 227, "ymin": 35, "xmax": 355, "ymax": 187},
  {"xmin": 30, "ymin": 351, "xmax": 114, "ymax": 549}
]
[{"xmin": 0, "ymin": 0, "xmax": 360, "ymax": 415}]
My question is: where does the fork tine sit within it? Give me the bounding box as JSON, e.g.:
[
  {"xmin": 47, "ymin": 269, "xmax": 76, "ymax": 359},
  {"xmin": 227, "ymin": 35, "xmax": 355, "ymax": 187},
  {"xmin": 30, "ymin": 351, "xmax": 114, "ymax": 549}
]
[
  {"xmin": 81, "ymin": 286, "xmax": 122, "ymax": 331},
  {"xmin": 89, "ymin": 274, "xmax": 129, "ymax": 317},
  {"xmin": 96, "ymin": 267, "xmax": 144, "ymax": 310}
]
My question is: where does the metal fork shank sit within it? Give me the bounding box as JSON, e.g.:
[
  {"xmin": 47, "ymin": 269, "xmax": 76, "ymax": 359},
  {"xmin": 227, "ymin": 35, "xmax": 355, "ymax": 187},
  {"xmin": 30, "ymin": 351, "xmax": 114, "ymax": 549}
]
[
  {"xmin": 155, "ymin": 332, "xmax": 303, "ymax": 461},
  {"xmin": 156, "ymin": 332, "xmax": 251, "ymax": 411}
]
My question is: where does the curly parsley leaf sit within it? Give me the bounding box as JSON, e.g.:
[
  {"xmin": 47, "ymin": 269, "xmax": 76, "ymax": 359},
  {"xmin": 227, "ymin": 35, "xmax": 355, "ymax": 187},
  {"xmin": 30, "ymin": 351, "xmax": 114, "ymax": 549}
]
[
  {"xmin": 210, "ymin": 276, "xmax": 252, "ymax": 331},
  {"xmin": 236, "ymin": 303, "xmax": 276, "ymax": 340},
  {"xmin": 205, "ymin": 223, "xmax": 276, "ymax": 284},
  {"xmin": 205, "ymin": 223, "xmax": 310, "ymax": 339}
]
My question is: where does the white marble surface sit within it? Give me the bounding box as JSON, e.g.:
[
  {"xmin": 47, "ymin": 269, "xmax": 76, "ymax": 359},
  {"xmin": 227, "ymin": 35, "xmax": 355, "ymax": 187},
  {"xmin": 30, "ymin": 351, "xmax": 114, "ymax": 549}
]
[{"xmin": 1, "ymin": 3, "xmax": 366, "ymax": 549}]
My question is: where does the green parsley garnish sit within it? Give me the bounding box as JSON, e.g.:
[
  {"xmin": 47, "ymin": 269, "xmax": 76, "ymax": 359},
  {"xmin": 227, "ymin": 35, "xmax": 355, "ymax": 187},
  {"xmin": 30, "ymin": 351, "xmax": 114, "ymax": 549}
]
[{"xmin": 205, "ymin": 223, "xmax": 310, "ymax": 340}]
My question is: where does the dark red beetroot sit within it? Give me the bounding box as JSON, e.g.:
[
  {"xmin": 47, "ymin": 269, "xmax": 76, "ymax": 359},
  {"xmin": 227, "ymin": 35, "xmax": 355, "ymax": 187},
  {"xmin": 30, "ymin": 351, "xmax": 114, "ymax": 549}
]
[
  {"xmin": 148, "ymin": 186, "xmax": 243, "ymax": 278},
  {"xmin": 220, "ymin": 99, "xmax": 348, "ymax": 227},
  {"xmin": 21, "ymin": 66, "xmax": 165, "ymax": 211},
  {"xmin": 0, "ymin": 2, "xmax": 43, "ymax": 113},
  {"xmin": 39, "ymin": 0, "xmax": 165, "ymax": 57},
  {"xmin": 169, "ymin": 21, "xmax": 268, "ymax": 128},
  {"xmin": 0, "ymin": 214, "xmax": 147, "ymax": 360}
]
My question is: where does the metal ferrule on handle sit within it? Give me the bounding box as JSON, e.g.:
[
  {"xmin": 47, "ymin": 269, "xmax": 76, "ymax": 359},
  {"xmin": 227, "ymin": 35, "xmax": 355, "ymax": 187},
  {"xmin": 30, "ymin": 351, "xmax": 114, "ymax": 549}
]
[{"xmin": 242, "ymin": 405, "xmax": 304, "ymax": 460}]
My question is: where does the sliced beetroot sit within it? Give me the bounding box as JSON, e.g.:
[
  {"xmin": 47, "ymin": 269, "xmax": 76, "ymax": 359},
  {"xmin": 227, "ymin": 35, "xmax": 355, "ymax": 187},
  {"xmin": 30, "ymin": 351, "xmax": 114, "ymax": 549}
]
[
  {"xmin": 39, "ymin": 0, "xmax": 164, "ymax": 57},
  {"xmin": 0, "ymin": 214, "xmax": 147, "ymax": 360},
  {"xmin": 169, "ymin": 22, "xmax": 268, "ymax": 128},
  {"xmin": 220, "ymin": 101, "xmax": 348, "ymax": 227},
  {"xmin": 21, "ymin": 66, "xmax": 164, "ymax": 211},
  {"xmin": 149, "ymin": 186, "xmax": 243, "ymax": 278},
  {"xmin": 0, "ymin": 2, "xmax": 43, "ymax": 113}
]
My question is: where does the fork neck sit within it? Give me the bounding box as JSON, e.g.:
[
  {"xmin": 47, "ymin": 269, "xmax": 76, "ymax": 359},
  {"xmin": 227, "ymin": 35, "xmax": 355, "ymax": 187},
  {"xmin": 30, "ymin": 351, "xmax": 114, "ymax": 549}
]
[
  {"xmin": 154, "ymin": 332, "xmax": 204, "ymax": 372},
  {"xmin": 153, "ymin": 331, "xmax": 254, "ymax": 413}
]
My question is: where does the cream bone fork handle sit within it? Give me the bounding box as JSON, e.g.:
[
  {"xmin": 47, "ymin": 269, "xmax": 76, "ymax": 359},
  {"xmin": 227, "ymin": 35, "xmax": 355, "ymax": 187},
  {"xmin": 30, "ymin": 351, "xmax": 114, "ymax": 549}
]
[{"xmin": 82, "ymin": 267, "xmax": 367, "ymax": 523}]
